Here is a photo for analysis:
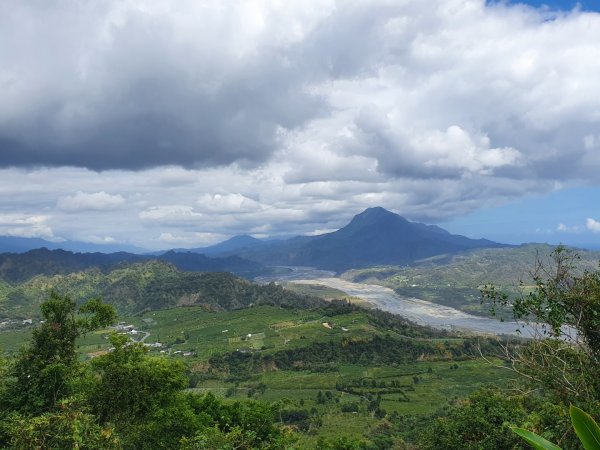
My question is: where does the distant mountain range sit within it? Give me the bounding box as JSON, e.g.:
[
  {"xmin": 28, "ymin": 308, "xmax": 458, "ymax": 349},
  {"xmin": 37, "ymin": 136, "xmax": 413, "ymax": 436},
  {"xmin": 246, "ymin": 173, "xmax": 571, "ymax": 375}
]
[
  {"xmin": 0, "ymin": 248, "xmax": 267, "ymax": 283},
  {"xmin": 0, "ymin": 207, "xmax": 507, "ymax": 273},
  {"xmin": 0, "ymin": 236, "xmax": 147, "ymax": 254},
  {"xmin": 184, "ymin": 235, "xmax": 265, "ymax": 256},
  {"xmin": 187, "ymin": 207, "xmax": 507, "ymax": 272}
]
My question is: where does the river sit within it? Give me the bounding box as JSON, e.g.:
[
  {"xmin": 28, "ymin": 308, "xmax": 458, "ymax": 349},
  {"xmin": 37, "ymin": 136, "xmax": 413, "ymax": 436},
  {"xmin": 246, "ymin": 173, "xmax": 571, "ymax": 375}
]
[{"xmin": 257, "ymin": 267, "xmax": 537, "ymax": 337}]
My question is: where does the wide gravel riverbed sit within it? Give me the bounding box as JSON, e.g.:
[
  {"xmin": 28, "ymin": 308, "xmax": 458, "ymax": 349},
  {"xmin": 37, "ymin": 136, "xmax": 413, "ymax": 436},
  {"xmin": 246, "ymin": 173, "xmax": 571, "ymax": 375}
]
[{"xmin": 258, "ymin": 267, "xmax": 536, "ymax": 337}]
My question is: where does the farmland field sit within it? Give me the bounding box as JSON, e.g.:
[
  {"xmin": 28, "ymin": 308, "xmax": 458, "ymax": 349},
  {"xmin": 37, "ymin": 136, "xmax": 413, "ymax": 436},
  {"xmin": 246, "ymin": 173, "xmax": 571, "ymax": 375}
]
[{"xmin": 0, "ymin": 303, "xmax": 516, "ymax": 446}]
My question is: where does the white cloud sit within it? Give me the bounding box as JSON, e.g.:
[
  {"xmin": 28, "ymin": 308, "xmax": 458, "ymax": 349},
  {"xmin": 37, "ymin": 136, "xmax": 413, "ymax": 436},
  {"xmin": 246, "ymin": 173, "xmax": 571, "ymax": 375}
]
[
  {"xmin": 0, "ymin": 214, "xmax": 54, "ymax": 239},
  {"xmin": 57, "ymin": 191, "xmax": 125, "ymax": 212},
  {"xmin": 86, "ymin": 235, "xmax": 117, "ymax": 244},
  {"xmin": 0, "ymin": 2, "xmax": 599, "ymax": 248},
  {"xmin": 139, "ymin": 205, "xmax": 202, "ymax": 225},
  {"xmin": 557, "ymin": 223, "xmax": 580, "ymax": 233},
  {"xmin": 583, "ymin": 135, "xmax": 597, "ymax": 150},
  {"xmin": 586, "ymin": 218, "xmax": 600, "ymax": 233},
  {"xmin": 158, "ymin": 231, "xmax": 225, "ymax": 246},
  {"xmin": 197, "ymin": 193, "xmax": 263, "ymax": 214},
  {"xmin": 305, "ymin": 228, "xmax": 337, "ymax": 236}
]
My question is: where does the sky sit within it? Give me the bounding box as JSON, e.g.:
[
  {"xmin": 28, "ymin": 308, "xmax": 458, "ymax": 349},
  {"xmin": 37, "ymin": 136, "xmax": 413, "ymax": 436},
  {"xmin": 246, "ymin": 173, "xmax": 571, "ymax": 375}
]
[
  {"xmin": 0, "ymin": 0, "xmax": 599, "ymax": 251},
  {"xmin": 510, "ymin": 0, "xmax": 599, "ymax": 11}
]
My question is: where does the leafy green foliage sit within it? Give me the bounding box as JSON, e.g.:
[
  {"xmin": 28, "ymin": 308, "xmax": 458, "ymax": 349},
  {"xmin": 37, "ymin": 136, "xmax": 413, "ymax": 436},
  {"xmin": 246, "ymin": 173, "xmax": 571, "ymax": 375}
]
[
  {"xmin": 418, "ymin": 389, "xmax": 527, "ymax": 450},
  {"xmin": 181, "ymin": 393, "xmax": 294, "ymax": 450},
  {"xmin": 512, "ymin": 427, "xmax": 562, "ymax": 450},
  {"xmin": 3, "ymin": 292, "xmax": 116, "ymax": 414},
  {"xmin": 512, "ymin": 405, "xmax": 600, "ymax": 450},
  {"xmin": 89, "ymin": 334, "xmax": 188, "ymax": 424},
  {"xmin": 5, "ymin": 399, "xmax": 120, "ymax": 450},
  {"xmin": 0, "ymin": 293, "xmax": 303, "ymax": 449},
  {"xmin": 571, "ymin": 405, "xmax": 600, "ymax": 450},
  {"xmin": 482, "ymin": 246, "xmax": 600, "ymax": 412}
]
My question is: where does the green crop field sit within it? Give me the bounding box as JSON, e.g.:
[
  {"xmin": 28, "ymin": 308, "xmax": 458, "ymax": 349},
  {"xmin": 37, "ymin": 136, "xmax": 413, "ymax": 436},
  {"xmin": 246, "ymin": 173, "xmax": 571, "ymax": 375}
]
[{"xmin": 0, "ymin": 303, "xmax": 516, "ymax": 446}]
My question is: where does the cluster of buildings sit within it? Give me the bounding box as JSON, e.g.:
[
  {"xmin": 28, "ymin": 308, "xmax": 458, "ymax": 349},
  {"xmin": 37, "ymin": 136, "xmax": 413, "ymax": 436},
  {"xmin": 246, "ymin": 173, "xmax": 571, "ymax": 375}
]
[
  {"xmin": 110, "ymin": 322, "xmax": 195, "ymax": 356},
  {"xmin": 0, "ymin": 318, "xmax": 35, "ymax": 329}
]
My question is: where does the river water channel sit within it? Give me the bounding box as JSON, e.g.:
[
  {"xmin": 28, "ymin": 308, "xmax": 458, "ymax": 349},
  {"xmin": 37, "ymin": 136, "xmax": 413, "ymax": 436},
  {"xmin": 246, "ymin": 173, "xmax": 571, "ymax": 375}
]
[{"xmin": 257, "ymin": 267, "xmax": 537, "ymax": 337}]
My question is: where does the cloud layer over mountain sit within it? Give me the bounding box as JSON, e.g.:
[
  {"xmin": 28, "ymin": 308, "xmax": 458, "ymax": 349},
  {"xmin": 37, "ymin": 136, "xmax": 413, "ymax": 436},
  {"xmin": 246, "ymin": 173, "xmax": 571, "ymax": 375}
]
[{"xmin": 0, "ymin": 0, "xmax": 599, "ymax": 248}]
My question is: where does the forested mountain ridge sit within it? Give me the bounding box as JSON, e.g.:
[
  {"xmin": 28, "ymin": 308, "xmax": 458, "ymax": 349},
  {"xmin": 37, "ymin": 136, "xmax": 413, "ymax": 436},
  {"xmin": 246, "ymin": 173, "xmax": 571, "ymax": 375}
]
[
  {"xmin": 0, "ymin": 260, "xmax": 324, "ymax": 317},
  {"xmin": 0, "ymin": 247, "xmax": 267, "ymax": 283}
]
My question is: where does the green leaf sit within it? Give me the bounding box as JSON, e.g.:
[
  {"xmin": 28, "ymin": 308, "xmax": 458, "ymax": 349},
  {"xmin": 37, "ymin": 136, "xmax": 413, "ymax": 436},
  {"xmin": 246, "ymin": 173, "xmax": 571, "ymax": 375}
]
[
  {"xmin": 511, "ymin": 427, "xmax": 562, "ymax": 450},
  {"xmin": 570, "ymin": 405, "xmax": 600, "ymax": 450}
]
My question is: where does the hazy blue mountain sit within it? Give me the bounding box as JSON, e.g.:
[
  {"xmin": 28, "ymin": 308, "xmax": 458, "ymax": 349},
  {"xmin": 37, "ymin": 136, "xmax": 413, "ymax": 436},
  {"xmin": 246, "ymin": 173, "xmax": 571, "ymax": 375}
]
[
  {"xmin": 236, "ymin": 207, "xmax": 506, "ymax": 271},
  {"xmin": 0, "ymin": 236, "xmax": 147, "ymax": 254},
  {"xmin": 0, "ymin": 236, "xmax": 59, "ymax": 253},
  {"xmin": 1, "ymin": 207, "xmax": 506, "ymax": 274},
  {"xmin": 57, "ymin": 241, "xmax": 148, "ymax": 254},
  {"xmin": 186, "ymin": 235, "xmax": 265, "ymax": 256}
]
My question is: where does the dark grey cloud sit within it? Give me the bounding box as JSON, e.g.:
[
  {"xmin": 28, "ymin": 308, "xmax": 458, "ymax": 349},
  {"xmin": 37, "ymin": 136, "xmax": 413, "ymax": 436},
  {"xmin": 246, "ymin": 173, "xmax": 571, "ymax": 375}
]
[
  {"xmin": 2, "ymin": 0, "xmax": 599, "ymax": 180},
  {"xmin": 0, "ymin": 1, "xmax": 325, "ymax": 170}
]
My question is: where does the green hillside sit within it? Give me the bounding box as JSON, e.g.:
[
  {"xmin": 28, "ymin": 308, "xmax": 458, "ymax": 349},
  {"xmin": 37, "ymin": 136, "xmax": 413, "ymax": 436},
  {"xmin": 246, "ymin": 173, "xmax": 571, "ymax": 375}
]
[
  {"xmin": 0, "ymin": 300, "xmax": 513, "ymax": 448},
  {"xmin": 342, "ymin": 244, "xmax": 600, "ymax": 316},
  {"xmin": 0, "ymin": 260, "xmax": 324, "ymax": 318},
  {"xmin": 0, "ymin": 245, "xmax": 596, "ymax": 448}
]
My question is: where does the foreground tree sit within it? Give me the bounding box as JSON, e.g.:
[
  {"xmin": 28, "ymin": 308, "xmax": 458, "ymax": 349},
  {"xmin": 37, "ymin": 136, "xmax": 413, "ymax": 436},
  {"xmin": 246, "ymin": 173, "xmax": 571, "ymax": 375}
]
[
  {"xmin": 0, "ymin": 293, "xmax": 295, "ymax": 449},
  {"xmin": 480, "ymin": 246, "xmax": 600, "ymax": 447},
  {"xmin": 5, "ymin": 398, "xmax": 120, "ymax": 450},
  {"xmin": 0, "ymin": 292, "xmax": 117, "ymax": 448},
  {"xmin": 483, "ymin": 246, "xmax": 600, "ymax": 408},
  {"xmin": 89, "ymin": 334, "xmax": 203, "ymax": 449},
  {"xmin": 418, "ymin": 389, "xmax": 527, "ymax": 450},
  {"xmin": 4, "ymin": 292, "xmax": 116, "ymax": 414}
]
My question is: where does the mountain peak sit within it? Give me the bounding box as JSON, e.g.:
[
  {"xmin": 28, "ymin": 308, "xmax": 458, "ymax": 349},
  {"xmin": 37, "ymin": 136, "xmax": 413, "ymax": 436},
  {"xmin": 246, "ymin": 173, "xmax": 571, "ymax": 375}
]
[
  {"xmin": 223, "ymin": 235, "xmax": 262, "ymax": 245},
  {"xmin": 358, "ymin": 206, "xmax": 397, "ymax": 217},
  {"xmin": 347, "ymin": 207, "xmax": 409, "ymax": 230},
  {"xmin": 188, "ymin": 234, "xmax": 264, "ymax": 256},
  {"xmin": 284, "ymin": 206, "xmax": 506, "ymax": 271}
]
